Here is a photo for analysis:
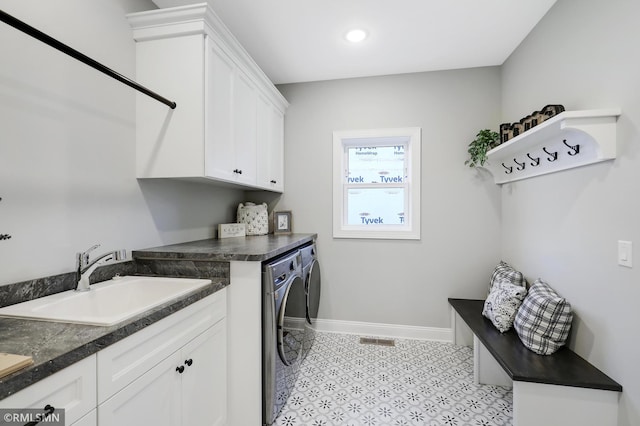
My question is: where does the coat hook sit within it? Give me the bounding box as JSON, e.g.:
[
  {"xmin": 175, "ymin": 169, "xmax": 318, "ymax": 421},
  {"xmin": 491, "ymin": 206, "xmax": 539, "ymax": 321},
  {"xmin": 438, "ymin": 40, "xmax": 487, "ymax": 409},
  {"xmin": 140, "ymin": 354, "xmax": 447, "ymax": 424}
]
[
  {"xmin": 502, "ymin": 162, "xmax": 513, "ymax": 174},
  {"xmin": 563, "ymin": 139, "xmax": 580, "ymax": 156},
  {"xmin": 542, "ymin": 147, "xmax": 558, "ymax": 162},
  {"xmin": 527, "ymin": 153, "xmax": 540, "ymax": 167},
  {"xmin": 514, "ymin": 158, "xmax": 526, "ymax": 171}
]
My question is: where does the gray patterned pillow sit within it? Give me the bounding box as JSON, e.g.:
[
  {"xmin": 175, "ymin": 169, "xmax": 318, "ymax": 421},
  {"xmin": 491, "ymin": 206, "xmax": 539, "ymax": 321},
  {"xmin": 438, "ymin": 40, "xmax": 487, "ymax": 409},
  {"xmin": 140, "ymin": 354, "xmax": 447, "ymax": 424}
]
[
  {"xmin": 483, "ymin": 278, "xmax": 528, "ymax": 333},
  {"xmin": 514, "ymin": 279, "xmax": 573, "ymax": 355},
  {"xmin": 489, "ymin": 261, "xmax": 526, "ymax": 295}
]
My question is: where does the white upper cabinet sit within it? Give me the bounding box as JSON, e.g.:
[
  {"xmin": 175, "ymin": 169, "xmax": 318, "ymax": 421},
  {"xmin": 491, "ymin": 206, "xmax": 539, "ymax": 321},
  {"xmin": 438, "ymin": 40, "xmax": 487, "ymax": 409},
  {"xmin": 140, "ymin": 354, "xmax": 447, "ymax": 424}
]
[
  {"xmin": 257, "ymin": 94, "xmax": 285, "ymax": 192},
  {"xmin": 127, "ymin": 4, "xmax": 288, "ymax": 192}
]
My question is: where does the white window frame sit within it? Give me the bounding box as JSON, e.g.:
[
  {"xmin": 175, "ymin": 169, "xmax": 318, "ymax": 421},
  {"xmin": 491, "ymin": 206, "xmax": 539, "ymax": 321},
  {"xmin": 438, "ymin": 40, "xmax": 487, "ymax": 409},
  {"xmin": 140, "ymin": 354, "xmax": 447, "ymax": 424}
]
[{"xmin": 332, "ymin": 127, "xmax": 421, "ymax": 240}]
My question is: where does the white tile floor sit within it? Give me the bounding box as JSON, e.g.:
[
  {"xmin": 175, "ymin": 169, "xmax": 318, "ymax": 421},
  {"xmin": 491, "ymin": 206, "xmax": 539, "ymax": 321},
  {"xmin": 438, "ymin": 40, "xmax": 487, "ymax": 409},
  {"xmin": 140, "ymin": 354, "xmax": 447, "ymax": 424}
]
[{"xmin": 275, "ymin": 332, "xmax": 513, "ymax": 426}]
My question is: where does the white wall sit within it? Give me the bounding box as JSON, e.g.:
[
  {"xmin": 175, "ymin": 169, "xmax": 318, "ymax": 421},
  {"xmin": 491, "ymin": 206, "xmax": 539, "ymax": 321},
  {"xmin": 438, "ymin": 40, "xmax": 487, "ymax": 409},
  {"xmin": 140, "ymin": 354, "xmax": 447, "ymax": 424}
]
[
  {"xmin": 277, "ymin": 68, "xmax": 502, "ymax": 328},
  {"xmin": 0, "ymin": 0, "xmax": 245, "ymax": 286},
  {"xmin": 501, "ymin": 0, "xmax": 640, "ymax": 424}
]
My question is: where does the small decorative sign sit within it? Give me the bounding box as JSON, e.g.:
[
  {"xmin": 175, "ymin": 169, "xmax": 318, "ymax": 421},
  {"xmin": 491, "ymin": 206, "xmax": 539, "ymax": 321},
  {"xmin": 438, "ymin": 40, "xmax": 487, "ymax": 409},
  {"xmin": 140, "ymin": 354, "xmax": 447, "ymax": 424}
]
[
  {"xmin": 500, "ymin": 105, "xmax": 565, "ymax": 143},
  {"xmin": 218, "ymin": 223, "xmax": 246, "ymax": 239}
]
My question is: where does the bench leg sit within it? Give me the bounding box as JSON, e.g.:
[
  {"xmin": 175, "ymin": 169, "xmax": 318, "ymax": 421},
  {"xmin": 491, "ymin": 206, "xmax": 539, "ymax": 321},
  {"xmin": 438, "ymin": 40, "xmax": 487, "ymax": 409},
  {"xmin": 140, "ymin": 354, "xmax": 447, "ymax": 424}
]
[
  {"xmin": 473, "ymin": 335, "xmax": 512, "ymax": 388},
  {"xmin": 513, "ymin": 381, "xmax": 619, "ymax": 426},
  {"xmin": 450, "ymin": 307, "xmax": 473, "ymax": 346}
]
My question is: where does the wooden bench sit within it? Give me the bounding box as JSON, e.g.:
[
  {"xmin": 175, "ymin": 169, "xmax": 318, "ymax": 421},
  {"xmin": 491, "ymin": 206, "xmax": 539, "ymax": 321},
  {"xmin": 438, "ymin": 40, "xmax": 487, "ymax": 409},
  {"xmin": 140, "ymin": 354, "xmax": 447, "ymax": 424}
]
[{"xmin": 449, "ymin": 298, "xmax": 622, "ymax": 426}]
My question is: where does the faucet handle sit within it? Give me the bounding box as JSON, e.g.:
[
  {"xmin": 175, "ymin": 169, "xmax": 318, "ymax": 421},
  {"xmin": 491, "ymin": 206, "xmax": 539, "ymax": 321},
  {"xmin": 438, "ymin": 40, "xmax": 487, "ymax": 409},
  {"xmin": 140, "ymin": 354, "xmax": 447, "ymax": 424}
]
[
  {"xmin": 114, "ymin": 250, "xmax": 127, "ymax": 261},
  {"xmin": 83, "ymin": 244, "xmax": 101, "ymax": 254},
  {"xmin": 79, "ymin": 244, "xmax": 101, "ymax": 267}
]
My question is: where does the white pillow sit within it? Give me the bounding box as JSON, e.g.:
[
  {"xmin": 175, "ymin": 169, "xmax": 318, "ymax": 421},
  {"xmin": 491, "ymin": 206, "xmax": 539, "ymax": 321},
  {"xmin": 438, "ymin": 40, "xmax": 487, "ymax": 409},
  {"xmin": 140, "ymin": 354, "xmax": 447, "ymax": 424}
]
[
  {"xmin": 514, "ymin": 279, "xmax": 573, "ymax": 355},
  {"xmin": 483, "ymin": 278, "xmax": 528, "ymax": 333},
  {"xmin": 489, "ymin": 261, "xmax": 526, "ymax": 295}
]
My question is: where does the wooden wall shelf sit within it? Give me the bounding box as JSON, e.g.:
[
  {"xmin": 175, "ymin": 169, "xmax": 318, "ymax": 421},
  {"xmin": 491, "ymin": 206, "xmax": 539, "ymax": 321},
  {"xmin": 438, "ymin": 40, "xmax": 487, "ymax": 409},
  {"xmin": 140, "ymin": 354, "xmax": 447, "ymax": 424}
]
[{"xmin": 484, "ymin": 109, "xmax": 621, "ymax": 184}]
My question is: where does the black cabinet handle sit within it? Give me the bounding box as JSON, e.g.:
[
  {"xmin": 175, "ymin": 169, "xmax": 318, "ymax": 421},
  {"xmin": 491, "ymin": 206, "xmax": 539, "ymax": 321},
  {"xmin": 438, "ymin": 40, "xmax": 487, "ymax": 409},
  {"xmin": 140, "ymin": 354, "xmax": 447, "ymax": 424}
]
[
  {"xmin": 237, "ymin": 169, "xmax": 243, "ymax": 174},
  {"xmin": 184, "ymin": 358, "xmax": 193, "ymax": 367},
  {"xmin": 270, "ymin": 180, "xmax": 277, "ymax": 184},
  {"xmin": 176, "ymin": 365, "xmax": 185, "ymax": 374},
  {"xmin": 24, "ymin": 404, "xmax": 55, "ymax": 426}
]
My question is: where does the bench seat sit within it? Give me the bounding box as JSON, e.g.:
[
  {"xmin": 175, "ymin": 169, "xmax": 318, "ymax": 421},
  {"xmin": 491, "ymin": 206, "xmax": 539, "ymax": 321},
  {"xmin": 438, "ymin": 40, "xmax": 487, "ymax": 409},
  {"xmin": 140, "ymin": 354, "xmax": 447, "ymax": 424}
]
[{"xmin": 449, "ymin": 298, "xmax": 622, "ymax": 426}]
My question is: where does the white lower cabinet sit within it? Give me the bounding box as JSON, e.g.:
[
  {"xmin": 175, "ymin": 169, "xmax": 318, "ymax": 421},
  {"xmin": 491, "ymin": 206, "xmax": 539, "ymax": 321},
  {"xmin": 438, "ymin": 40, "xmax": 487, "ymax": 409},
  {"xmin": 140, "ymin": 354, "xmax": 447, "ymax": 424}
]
[
  {"xmin": 98, "ymin": 320, "xmax": 226, "ymax": 426},
  {"xmin": 98, "ymin": 290, "xmax": 227, "ymax": 426},
  {"xmin": 98, "ymin": 352, "xmax": 182, "ymax": 425},
  {"xmin": 0, "ymin": 290, "xmax": 226, "ymax": 426},
  {"xmin": 0, "ymin": 355, "xmax": 97, "ymax": 426}
]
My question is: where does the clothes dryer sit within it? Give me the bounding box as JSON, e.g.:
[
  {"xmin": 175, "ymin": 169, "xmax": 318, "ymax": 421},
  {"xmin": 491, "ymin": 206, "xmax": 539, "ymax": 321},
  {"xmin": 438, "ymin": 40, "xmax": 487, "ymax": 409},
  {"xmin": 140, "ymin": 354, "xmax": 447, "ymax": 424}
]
[{"xmin": 300, "ymin": 242, "xmax": 321, "ymax": 359}]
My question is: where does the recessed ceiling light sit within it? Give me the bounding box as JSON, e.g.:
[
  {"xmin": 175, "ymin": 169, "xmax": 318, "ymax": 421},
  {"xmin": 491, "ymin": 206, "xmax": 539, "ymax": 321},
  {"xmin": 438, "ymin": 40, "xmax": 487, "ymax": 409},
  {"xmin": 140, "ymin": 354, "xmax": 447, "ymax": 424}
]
[{"xmin": 345, "ymin": 29, "xmax": 368, "ymax": 43}]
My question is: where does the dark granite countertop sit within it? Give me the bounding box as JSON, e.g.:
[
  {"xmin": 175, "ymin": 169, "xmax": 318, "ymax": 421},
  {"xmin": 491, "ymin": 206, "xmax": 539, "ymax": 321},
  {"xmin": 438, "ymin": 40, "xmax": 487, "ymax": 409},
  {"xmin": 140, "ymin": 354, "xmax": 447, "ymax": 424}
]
[
  {"xmin": 0, "ymin": 280, "xmax": 227, "ymax": 400},
  {"xmin": 132, "ymin": 233, "xmax": 316, "ymax": 262},
  {"xmin": 0, "ymin": 234, "xmax": 315, "ymax": 400}
]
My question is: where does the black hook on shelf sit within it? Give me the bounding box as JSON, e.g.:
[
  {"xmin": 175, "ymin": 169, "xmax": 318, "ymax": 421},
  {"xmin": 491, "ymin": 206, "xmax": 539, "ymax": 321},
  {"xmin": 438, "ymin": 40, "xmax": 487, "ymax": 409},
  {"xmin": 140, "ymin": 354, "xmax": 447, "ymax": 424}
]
[
  {"xmin": 514, "ymin": 158, "xmax": 526, "ymax": 171},
  {"xmin": 563, "ymin": 139, "xmax": 580, "ymax": 156},
  {"xmin": 527, "ymin": 153, "xmax": 540, "ymax": 167},
  {"xmin": 502, "ymin": 162, "xmax": 513, "ymax": 174},
  {"xmin": 542, "ymin": 147, "xmax": 558, "ymax": 162}
]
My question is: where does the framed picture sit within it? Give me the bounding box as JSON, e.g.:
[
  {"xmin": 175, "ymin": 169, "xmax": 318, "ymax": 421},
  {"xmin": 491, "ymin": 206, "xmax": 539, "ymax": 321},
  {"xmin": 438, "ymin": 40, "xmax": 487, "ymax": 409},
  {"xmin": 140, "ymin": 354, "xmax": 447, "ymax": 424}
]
[{"xmin": 274, "ymin": 211, "xmax": 292, "ymax": 234}]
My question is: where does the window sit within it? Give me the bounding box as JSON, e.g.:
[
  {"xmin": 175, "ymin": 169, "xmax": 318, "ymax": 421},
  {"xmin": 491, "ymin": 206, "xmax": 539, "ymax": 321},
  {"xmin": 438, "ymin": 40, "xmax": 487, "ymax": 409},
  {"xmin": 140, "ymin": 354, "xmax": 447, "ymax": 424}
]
[{"xmin": 333, "ymin": 127, "xmax": 421, "ymax": 239}]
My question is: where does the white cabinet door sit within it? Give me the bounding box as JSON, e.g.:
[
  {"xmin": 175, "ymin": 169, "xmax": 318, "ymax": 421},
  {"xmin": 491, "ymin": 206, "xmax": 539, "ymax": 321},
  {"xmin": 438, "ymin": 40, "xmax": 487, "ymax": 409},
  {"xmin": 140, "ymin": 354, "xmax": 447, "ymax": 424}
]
[
  {"xmin": 97, "ymin": 292, "xmax": 225, "ymax": 404},
  {"xmin": 181, "ymin": 320, "xmax": 227, "ymax": 426},
  {"xmin": 268, "ymin": 106, "xmax": 285, "ymax": 192},
  {"xmin": 256, "ymin": 95, "xmax": 284, "ymax": 192},
  {"xmin": 98, "ymin": 351, "xmax": 183, "ymax": 426},
  {"xmin": 0, "ymin": 355, "xmax": 96, "ymax": 425},
  {"xmin": 205, "ymin": 40, "xmax": 257, "ymax": 187},
  {"xmin": 232, "ymin": 69, "xmax": 258, "ymax": 186},
  {"xmin": 99, "ymin": 323, "xmax": 227, "ymax": 426},
  {"xmin": 205, "ymin": 40, "xmax": 235, "ymax": 182},
  {"xmin": 256, "ymin": 95, "xmax": 273, "ymax": 190}
]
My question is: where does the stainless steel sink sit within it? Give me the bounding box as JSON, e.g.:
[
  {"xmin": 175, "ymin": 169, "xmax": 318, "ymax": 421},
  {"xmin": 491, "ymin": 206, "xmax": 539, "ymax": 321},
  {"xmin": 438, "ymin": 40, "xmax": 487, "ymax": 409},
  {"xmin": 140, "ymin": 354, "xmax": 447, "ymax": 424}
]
[{"xmin": 0, "ymin": 276, "xmax": 211, "ymax": 326}]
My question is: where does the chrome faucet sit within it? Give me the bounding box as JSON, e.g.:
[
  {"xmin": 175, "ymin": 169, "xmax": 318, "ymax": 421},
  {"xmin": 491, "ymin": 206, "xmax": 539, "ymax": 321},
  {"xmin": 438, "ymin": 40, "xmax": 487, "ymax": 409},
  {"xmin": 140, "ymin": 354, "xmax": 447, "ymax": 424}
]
[{"xmin": 76, "ymin": 244, "xmax": 127, "ymax": 291}]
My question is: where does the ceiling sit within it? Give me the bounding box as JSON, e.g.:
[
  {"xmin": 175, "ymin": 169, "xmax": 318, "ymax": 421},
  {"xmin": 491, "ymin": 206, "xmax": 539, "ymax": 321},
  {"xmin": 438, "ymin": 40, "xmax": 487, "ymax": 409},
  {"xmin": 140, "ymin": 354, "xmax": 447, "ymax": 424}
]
[{"xmin": 152, "ymin": 0, "xmax": 557, "ymax": 85}]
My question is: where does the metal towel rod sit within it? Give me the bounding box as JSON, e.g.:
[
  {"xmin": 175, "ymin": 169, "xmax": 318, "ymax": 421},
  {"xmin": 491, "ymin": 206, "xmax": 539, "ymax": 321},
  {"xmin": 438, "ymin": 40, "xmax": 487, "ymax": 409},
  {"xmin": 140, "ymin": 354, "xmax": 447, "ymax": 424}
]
[{"xmin": 0, "ymin": 9, "xmax": 177, "ymax": 109}]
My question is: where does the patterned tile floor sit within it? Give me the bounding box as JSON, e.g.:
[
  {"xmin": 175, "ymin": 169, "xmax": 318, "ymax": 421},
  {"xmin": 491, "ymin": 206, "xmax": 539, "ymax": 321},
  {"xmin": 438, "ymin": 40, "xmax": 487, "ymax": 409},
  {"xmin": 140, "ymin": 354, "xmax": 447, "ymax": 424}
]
[{"xmin": 274, "ymin": 332, "xmax": 513, "ymax": 426}]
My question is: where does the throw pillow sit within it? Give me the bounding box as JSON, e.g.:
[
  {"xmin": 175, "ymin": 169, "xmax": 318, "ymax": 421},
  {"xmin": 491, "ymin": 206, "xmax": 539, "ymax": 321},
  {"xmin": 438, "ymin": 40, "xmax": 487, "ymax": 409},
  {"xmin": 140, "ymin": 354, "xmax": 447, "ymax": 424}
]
[
  {"xmin": 489, "ymin": 261, "xmax": 526, "ymax": 294},
  {"xmin": 482, "ymin": 278, "xmax": 528, "ymax": 333},
  {"xmin": 513, "ymin": 279, "xmax": 573, "ymax": 355}
]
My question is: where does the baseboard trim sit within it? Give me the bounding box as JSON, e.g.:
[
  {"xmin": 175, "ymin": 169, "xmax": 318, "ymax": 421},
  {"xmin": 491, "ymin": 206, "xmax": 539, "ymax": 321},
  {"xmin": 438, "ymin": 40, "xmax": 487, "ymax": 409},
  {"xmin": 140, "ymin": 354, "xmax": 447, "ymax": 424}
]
[{"xmin": 312, "ymin": 318, "xmax": 453, "ymax": 342}]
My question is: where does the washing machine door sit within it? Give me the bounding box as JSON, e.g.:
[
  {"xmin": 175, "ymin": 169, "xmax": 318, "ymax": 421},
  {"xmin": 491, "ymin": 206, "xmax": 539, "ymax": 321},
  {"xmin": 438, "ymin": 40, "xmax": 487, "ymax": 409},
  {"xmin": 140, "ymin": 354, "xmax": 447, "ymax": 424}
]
[
  {"xmin": 277, "ymin": 275, "xmax": 305, "ymax": 366},
  {"xmin": 305, "ymin": 258, "xmax": 321, "ymax": 325}
]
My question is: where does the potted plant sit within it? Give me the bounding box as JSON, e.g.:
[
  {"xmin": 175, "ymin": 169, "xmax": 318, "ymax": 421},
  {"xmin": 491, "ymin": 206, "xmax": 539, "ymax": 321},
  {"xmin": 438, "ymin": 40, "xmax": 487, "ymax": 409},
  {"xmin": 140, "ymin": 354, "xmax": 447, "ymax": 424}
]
[{"xmin": 464, "ymin": 129, "xmax": 500, "ymax": 167}]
